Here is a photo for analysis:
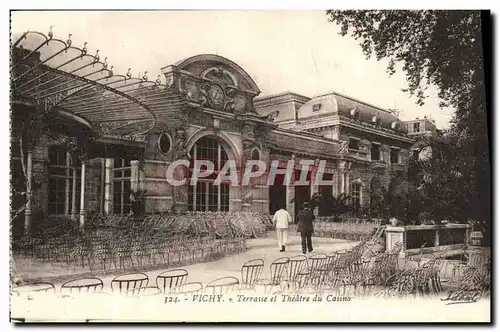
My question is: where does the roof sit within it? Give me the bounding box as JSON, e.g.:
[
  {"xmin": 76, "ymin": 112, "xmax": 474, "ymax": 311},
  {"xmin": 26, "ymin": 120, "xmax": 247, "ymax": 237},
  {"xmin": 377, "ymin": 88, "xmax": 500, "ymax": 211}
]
[
  {"xmin": 269, "ymin": 128, "xmax": 340, "ymax": 158},
  {"xmin": 168, "ymin": 54, "xmax": 261, "ymax": 95},
  {"xmin": 11, "ymin": 28, "xmax": 186, "ymax": 138},
  {"xmin": 298, "ymin": 91, "xmax": 400, "ymax": 128}
]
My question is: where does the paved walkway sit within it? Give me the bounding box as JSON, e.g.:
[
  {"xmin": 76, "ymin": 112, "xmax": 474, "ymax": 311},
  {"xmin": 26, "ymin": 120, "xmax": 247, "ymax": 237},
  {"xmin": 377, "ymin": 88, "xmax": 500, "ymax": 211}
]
[{"xmin": 11, "ymin": 233, "xmax": 491, "ymax": 322}]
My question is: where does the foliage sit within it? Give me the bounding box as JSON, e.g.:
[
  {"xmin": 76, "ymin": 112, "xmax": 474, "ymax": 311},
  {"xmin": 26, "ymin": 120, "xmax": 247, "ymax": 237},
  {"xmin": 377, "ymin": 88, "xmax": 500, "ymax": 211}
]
[
  {"xmin": 312, "ymin": 192, "xmax": 353, "ymax": 218},
  {"xmin": 130, "ymin": 189, "xmax": 147, "ymax": 216},
  {"xmin": 369, "ymin": 177, "xmax": 387, "ymax": 217},
  {"xmin": 326, "ymin": 10, "xmax": 490, "ymax": 223},
  {"xmin": 406, "ymin": 134, "xmax": 474, "ymax": 223},
  {"xmin": 10, "ymin": 103, "xmax": 50, "ymax": 224}
]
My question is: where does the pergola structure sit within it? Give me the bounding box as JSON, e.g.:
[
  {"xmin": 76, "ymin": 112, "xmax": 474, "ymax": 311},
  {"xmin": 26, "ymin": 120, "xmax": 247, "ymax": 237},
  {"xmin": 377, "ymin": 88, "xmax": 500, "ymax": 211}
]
[{"xmin": 10, "ymin": 28, "xmax": 188, "ymax": 233}]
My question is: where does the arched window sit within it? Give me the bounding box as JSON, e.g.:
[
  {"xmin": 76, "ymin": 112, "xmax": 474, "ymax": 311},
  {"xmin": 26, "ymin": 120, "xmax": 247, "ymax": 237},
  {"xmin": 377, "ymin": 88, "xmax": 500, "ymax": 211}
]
[
  {"xmin": 188, "ymin": 136, "xmax": 230, "ymax": 212},
  {"xmin": 351, "ymin": 181, "xmax": 362, "ymax": 213},
  {"xmin": 251, "ymin": 148, "xmax": 260, "ymax": 161}
]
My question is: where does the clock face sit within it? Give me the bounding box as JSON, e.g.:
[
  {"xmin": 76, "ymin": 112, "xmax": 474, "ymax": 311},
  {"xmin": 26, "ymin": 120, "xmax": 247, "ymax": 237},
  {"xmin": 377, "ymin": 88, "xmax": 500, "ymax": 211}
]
[{"xmin": 207, "ymin": 84, "xmax": 225, "ymax": 107}]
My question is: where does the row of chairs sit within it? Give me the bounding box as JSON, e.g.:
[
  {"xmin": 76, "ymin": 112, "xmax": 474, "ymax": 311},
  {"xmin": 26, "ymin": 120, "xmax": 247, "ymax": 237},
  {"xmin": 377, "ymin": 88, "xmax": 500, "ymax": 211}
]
[
  {"xmin": 89, "ymin": 211, "xmax": 271, "ymax": 239},
  {"xmin": 13, "ymin": 269, "xmax": 249, "ymax": 297},
  {"xmin": 375, "ymin": 247, "xmax": 491, "ymax": 299},
  {"xmin": 18, "ymin": 231, "xmax": 247, "ymax": 275}
]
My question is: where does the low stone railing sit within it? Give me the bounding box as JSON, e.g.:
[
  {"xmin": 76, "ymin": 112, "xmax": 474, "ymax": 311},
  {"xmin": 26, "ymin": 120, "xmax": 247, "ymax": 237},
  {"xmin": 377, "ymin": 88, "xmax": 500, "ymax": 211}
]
[{"xmin": 386, "ymin": 223, "xmax": 471, "ymax": 258}]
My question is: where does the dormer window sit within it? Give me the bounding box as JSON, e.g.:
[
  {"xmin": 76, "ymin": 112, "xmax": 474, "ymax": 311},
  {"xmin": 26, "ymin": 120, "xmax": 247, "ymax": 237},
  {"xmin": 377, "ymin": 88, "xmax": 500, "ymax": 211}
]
[
  {"xmin": 268, "ymin": 111, "xmax": 279, "ymax": 121},
  {"xmin": 413, "ymin": 122, "xmax": 420, "ymax": 132},
  {"xmin": 313, "ymin": 103, "xmax": 322, "ymax": 112},
  {"xmin": 350, "ymin": 109, "xmax": 360, "ymax": 120}
]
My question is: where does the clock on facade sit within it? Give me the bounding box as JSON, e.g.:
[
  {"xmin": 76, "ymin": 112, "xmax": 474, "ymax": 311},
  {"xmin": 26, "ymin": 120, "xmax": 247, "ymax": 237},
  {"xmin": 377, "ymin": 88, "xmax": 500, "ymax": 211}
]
[{"xmin": 207, "ymin": 84, "xmax": 225, "ymax": 107}]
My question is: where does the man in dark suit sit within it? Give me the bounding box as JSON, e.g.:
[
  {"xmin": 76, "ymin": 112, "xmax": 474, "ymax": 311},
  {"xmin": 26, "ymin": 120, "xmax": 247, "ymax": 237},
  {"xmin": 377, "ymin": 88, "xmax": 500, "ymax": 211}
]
[{"xmin": 296, "ymin": 201, "xmax": 315, "ymax": 254}]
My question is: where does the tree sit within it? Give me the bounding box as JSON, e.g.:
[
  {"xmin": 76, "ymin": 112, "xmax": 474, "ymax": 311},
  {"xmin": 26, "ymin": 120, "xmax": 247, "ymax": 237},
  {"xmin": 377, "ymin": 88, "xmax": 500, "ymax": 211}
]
[
  {"xmin": 10, "ymin": 102, "xmax": 50, "ymax": 237},
  {"xmin": 407, "ymin": 133, "xmax": 474, "ymax": 223},
  {"xmin": 369, "ymin": 176, "xmax": 387, "ymax": 218},
  {"xmin": 326, "ymin": 10, "xmax": 490, "ymax": 222}
]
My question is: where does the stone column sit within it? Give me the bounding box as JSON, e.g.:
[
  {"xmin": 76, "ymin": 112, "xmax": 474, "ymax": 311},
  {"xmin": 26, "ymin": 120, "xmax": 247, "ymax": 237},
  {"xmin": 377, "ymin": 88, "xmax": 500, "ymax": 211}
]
[
  {"xmin": 386, "ymin": 226, "xmax": 406, "ymax": 258},
  {"xmin": 99, "ymin": 158, "xmax": 105, "ymax": 214},
  {"xmin": 434, "ymin": 229, "xmax": 440, "ymax": 247},
  {"xmin": 381, "ymin": 145, "xmax": 390, "ymax": 163},
  {"xmin": 332, "ymin": 169, "xmax": 339, "ymax": 198},
  {"xmin": 310, "ymin": 163, "xmax": 319, "ymax": 215},
  {"xmin": 71, "ymin": 160, "xmax": 77, "ymax": 220},
  {"xmin": 340, "ymin": 171, "xmax": 345, "ymax": 194},
  {"xmin": 138, "ymin": 158, "xmax": 145, "ymax": 191},
  {"xmin": 65, "ymin": 151, "xmax": 71, "ymax": 215},
  {"xmin": 310, "ymin": 165, "xmax": 319, "ymax": 196},
  {"xmin": 286, "ymin": 164, "xmax": 296, "ymax": 222},
  {"xmin": 172, "ymin": 128, "xmax": 188, "ymax": 213},
  {"xmin": 79, "ymin": 159, "xmax": 87, "ymax": 231},
  {"xmin": 24, "ymin": 150, "xmax": 33, "ymax": 236},
  {"xmin": 130, "ymin": 160, "xmax": 139, "ymax": 193},
  {"xmin": 345, "ymin": 172, "xmax": 350, "ymax": 195},
  {"xmin": 104, "ymin": 158, "xmax": 113, "ymax": 214}
]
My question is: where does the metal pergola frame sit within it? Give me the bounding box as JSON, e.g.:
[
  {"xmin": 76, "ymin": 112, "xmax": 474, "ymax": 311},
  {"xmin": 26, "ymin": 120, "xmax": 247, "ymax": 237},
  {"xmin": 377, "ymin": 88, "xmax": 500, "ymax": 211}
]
[{"xmin": 11, "ymin": 28, "xmax": 184, "ymax": 138}]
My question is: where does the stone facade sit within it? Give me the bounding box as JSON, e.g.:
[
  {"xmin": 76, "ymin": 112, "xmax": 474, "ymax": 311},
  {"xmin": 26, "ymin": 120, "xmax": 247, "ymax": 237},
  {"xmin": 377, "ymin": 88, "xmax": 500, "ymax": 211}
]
[{"xmin": 14, "ymin": 54, "xmax": 420, "ymax": 226}]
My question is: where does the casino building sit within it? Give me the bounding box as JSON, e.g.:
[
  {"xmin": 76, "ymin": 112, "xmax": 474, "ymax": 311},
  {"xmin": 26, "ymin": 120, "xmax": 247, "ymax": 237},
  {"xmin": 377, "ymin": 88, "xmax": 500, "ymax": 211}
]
[{"xmin": 10, "ymin": 29, "xmax": 423, "ymax": 236}]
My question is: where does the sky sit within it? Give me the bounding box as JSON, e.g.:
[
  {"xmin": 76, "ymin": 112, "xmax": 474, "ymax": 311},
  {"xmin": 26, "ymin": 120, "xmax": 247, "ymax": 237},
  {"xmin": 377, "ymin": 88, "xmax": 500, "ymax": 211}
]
[{"xmin": 11, "ymin": 10, "xmax": 455, "ymax": 129}]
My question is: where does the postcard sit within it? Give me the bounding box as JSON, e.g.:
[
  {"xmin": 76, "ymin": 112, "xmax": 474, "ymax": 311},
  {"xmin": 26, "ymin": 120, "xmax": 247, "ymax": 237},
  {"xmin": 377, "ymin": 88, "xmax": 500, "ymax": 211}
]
[{"xmin": 9, "ymin": 9, "xmax": 491, "ymax": 323}]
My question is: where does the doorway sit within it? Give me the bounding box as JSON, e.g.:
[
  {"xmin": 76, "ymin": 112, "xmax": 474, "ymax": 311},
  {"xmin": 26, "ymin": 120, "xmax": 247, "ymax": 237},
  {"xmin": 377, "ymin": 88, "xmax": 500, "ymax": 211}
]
[{"xmin": 268, "ymin": 174, "xmax": 286, "ymax": 215}]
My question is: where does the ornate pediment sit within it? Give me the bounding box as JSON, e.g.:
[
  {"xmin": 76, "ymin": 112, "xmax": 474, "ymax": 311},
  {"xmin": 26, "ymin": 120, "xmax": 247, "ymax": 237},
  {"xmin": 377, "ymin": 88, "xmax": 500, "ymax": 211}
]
[
  {"xmin": 201, "ymin": 67, "xmax": 238, "ymax": 87},
  {"xmin": 163, "ymin": 54, "xmax": 261, "ymax": 115}
]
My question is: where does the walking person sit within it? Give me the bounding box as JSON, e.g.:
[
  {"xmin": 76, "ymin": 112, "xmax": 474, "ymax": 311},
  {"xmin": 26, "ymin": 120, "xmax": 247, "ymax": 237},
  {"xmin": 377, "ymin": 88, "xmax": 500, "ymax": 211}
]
[
  {"xmin": 296, "ymin": 201, "xmax": 315, "ymax": 254},
  {"xmin": 272, "ymin": 204, "xmax": 292, "ymax": 252}
]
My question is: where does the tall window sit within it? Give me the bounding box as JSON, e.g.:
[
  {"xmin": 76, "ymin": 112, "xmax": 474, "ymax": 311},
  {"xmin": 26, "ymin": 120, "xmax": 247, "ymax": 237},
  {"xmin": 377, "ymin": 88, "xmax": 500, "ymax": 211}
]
[
  {"xmin": 188, "ymin": 136, "xmax": 230, "ymax": 212},
  {"xmin": 351, "ymin": 182, "xmax": 362, "ymax": 213},
  {"xmin": 113, "ymin": 157, "xmax": 131, "ymax": 214},
  {"xmin": 48, "ymin": 147, "xmax": 80, "ymax": 215},
  {"xmin": 390, "ymin": 148, "xmax": 400, "ymax": 164},
  {"xmin": 371, "ymin": 143, "xmax": 381, "ymax": 161},
  {"xmin": 413, "ymin": 122, "xmax": 420, "ymax": 133}
]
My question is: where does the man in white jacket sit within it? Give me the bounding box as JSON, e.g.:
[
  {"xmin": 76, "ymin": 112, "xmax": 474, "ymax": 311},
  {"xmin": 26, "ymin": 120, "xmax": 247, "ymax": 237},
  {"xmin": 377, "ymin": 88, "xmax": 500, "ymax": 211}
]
[{"xmin": 272, "ymin": 205, "xmax": 292, "ymax": 252}]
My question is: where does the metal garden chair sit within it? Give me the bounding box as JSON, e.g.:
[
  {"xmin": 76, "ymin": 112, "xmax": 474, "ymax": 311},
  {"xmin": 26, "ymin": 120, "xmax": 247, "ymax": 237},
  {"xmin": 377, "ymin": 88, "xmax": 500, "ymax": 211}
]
[
  {"xmin": 241, "ymin": 259, "xmax": 264, "ymax": 290},
  {"xmin": 206, "ymin": 276, "xmax": 240, "ymax": 295},
  {"xmin": 125, "ymin": 286, "xmax": 163, "ymax": 297},
  {"xmin": 288, "ymin": 255, "xmax": 308, "ymax": 283},
  {"xmin": 60, "ymin": 277, "xmax": 104, "ymax": 294},
  {"xmin": 111, "ymin": 272, "xmax": 149, "ymax": 295},
  {"xmin": 156, "ymin": 269, "xmax": 188, "ymax": 294},
  {"xmin": 169, "ymin": 282, "xmax": 204, "ymax": 296},
  {"xmin": 13, "ymin": 282, "xmax": 56, "ymax": 295}
]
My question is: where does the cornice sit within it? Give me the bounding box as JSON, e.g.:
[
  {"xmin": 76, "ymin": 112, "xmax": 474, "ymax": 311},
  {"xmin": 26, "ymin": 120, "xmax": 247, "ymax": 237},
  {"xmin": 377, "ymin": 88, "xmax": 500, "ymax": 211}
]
[
  {"xmin": 273, "ymin": 127, "xmax": 340, "ymax": 145},
  {"xmin": 339, "ymin": 117, "xmax": 415, "ymax": 143},
  {"xmin": 254, "ymin": 91, "xmax": 311, "ymax": 107}
]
